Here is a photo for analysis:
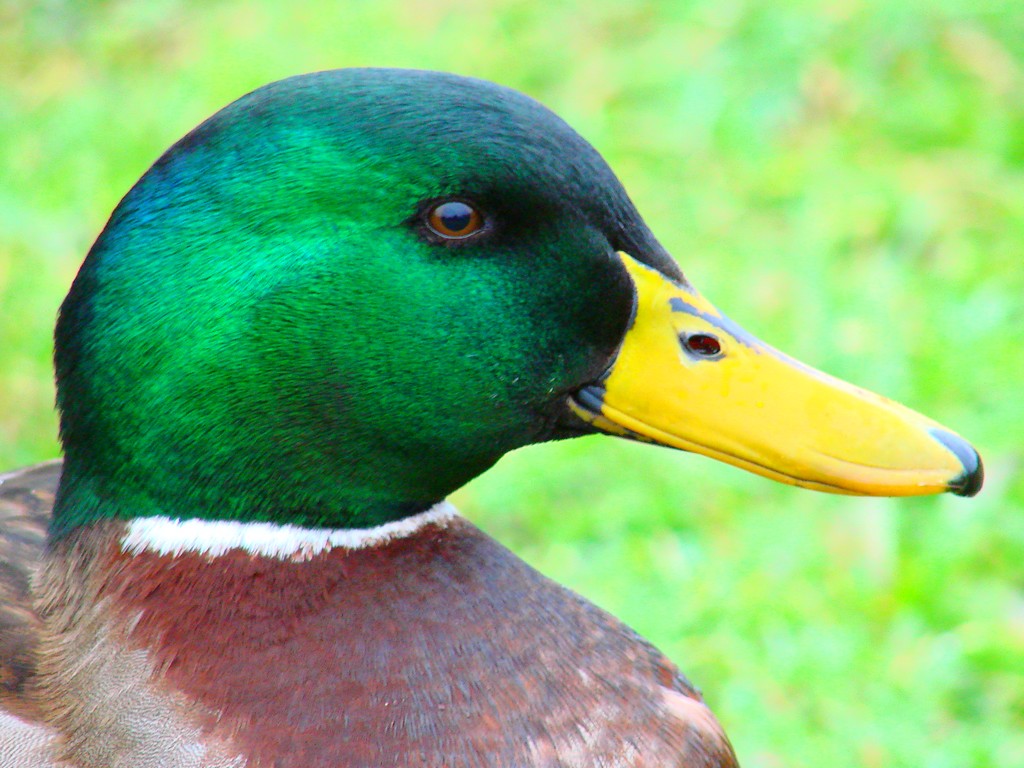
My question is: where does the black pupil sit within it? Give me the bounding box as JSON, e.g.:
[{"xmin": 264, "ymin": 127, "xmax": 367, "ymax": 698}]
[
  {"xmin": 686, "ymin": 333, "xmax": 721, "ymax": 356},
  {"xmin": 437, "ymin": 202, "xmax": 474, "ymax": 233}
]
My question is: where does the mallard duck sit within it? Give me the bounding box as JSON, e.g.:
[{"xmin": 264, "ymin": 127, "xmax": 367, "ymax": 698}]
[{"xmin": 0, "ymin": 69, "xmax": 981, "ymax": 767}]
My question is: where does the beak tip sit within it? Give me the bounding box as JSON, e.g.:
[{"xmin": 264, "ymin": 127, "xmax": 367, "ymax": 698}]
[{"xmin": 929, "ymin": 428, "xmax": 984, "ymax": 497}]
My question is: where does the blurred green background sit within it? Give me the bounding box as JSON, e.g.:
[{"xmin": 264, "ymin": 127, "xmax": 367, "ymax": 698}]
[{"xmin": 2, "ymin": 1, "xmax": 1022, "ymax": 765}]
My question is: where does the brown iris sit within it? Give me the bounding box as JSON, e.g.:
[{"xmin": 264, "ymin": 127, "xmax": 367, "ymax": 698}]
[{"xmin": 426, "ymin": 201, "xmax": 485, "ymax": 239}]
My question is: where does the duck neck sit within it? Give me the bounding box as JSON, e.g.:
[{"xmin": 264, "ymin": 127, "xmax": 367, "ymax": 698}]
[
  {"xmin": 49, "ymin": 444, "xmax": 480, "ymax": 538},
  {"xmin": 117, "ymin": 500, "xmax": 461, "ymax": 560}
]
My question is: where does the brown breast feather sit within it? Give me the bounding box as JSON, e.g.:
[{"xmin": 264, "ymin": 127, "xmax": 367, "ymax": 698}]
[
  {"xmin": 0, "ymin": 462, "xmax": 72, "ymax": 766},
  {"xmin": 2, "ymin": 460, "xmax": 737, "ymax": 767},
  {"xmin": 101, "ymin": 516, "xmax": 737, "ymax": 767},
  {"xmin": 0, "ymin": 462, "xmax": 60, "ymax": 708}
]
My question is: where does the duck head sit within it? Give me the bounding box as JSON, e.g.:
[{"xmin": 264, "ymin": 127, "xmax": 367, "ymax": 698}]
[{"xmin": 52, "ymin": 69, "xmax": 981, "ymax": 533}]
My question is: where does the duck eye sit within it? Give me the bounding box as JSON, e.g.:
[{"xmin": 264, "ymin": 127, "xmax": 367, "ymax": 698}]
[{"xmin": 425, "ymin": 201, "xmax": 485, "ymax": 240}]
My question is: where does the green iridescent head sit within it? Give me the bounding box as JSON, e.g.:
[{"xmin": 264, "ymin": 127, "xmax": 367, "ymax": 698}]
[{"xmin": 53, "ymin": 68, "xmax": 677, "ymax": 532}]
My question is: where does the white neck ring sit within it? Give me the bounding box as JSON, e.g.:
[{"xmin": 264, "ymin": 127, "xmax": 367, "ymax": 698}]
[{"xmin": 120, "ymin": 501, "xmax": 459, "ymax": 561}]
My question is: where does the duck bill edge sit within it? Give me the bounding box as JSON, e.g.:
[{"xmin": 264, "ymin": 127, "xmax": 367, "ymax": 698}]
[{"xmin": 569, "ymin": 253, "xmax": 982, "ymax": 498}]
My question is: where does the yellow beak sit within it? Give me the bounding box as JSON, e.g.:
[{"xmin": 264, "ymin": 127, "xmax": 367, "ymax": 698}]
[{"xmin": 570, "ymin": 253, "xmax": 983, "ymax": 497}]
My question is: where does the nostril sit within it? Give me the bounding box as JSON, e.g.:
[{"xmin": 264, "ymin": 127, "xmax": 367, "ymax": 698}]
[
  {"xmin": 681, "ymin": 333, "xmax": 722, "ymax": 358},
  {"xmin": 929, "ymin": 428, "xmax": 984, "ymax": 497}
]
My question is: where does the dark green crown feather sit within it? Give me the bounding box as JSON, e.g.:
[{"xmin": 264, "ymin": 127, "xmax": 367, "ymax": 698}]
[{"xmin": 53, "ymin": 68, "xmax": 678, "ymax": 533}]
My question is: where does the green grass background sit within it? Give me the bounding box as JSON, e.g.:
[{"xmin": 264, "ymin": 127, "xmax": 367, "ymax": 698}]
[{"xmin": 2, "ymin": 1, "xmax": 1022, "ymax": 765}]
